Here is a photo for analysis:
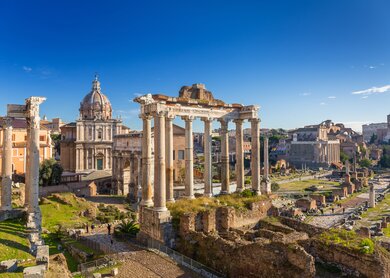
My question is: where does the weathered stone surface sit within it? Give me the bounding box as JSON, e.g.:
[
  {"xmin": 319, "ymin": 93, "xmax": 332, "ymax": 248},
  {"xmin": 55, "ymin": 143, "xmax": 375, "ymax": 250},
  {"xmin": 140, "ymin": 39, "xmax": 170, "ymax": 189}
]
[
  {"xmin": 45, "ymin": 253, "xmax": 72, "ymax": 278},
  {"xmin": 306, "ymin": 239, "xmax": 390, "ymax": 278},
  {"xmin": 0, "ymin": 259, "xmax": 17, "ymax": 272},
  {"xmin": 111, "ymin": 267, "xmax": 119, "ymax": 276},
  {"xmin": 93, "ymin": 273, "xmax": 102, "ymax": 278},
  {"xmin": 23, "ymin": 264, "xmax": 46, "ymax": 278},
  {"xmin": 36, "ymin": 245, "xmax": 49, "ymax": 268}
]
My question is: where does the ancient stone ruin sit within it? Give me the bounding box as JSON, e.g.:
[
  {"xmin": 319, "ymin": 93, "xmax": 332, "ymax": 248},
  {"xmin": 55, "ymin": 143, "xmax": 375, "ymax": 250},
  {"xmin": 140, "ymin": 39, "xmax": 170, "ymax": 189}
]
[
  {"xmin": 134, "ymin": 84, "xmax": 271, "ymax": 243},
  {"xmin": 0, "ymin": 97, "xmax": 50, "ymax": 275}
]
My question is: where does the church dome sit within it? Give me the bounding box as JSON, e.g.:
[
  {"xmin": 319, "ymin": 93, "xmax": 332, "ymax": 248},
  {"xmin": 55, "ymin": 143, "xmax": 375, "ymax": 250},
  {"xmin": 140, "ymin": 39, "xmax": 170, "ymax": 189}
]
[{"xmin": 80, "ymin": 76, "xmax": 112, "ymax": 120}]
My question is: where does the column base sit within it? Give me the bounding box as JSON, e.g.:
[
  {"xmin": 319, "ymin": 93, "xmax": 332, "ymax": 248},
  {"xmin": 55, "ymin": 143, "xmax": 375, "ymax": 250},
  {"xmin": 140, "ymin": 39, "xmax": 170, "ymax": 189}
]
[
  {"xmin": 235, "ymin": 187, "xmax": 244, "ymax": 193},
  {"xmin": 153, "ymin": 206, "xmax": 168, "ymax": 212},
  {"xmin": 182, "ymin": 195, "xmax": 195, "ymax": 200},
  {"xmin": 203, "ymin": 193, "xmax": 213, "ymax": 198},
  {"xmin": 140, "ymin": 199, "xmax": 154, "ymax": 207},
  {"xmin": 167, "ymin": 198, "xmax": 175, "ymax": 203}
]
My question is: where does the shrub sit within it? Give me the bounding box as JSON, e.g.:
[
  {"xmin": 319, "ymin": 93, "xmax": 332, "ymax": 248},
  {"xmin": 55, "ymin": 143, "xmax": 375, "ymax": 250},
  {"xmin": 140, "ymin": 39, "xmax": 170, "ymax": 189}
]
[
  {"xmin": 115, "ymin": 219, "xmax": 140, "ymax": 236},
  {"xmin": 241, "ymin": 189, "xmax": 255, "ymax": 198},
  {"xmin": 271, "ymin": 182, "xmax": 280, "ymax": 192},
  {"xmin": 359, "ymin": 238, "xmax": 374, "ymax": 254}
]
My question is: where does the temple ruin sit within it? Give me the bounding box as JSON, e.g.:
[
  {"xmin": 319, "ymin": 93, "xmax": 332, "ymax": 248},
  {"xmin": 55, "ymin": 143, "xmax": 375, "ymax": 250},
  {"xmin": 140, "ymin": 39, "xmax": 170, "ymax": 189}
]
[{"xmin": 134, "ymin": 84, "xmax": 266, "ymax": 243}]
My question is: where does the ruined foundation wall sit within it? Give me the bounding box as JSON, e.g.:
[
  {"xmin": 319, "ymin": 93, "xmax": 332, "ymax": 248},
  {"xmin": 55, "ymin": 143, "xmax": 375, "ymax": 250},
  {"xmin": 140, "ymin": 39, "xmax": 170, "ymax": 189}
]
[
  {"xmin": 180, "ymin": 199, "xmax": 273, "ymax": 235},
  {"xmin": 305, "ymin": 240, "xmax": 390, "ymax": 278},
  {"xmin": 178, "ymin": 231, "xmax": 315, "ymax": 278}
]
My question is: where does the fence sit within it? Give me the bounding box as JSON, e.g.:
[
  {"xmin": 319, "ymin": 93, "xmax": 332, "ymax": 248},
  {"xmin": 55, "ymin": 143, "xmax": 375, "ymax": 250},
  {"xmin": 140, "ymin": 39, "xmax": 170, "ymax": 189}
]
[
  {"xmin": 79, "ymin": 236, "xmax": 114, "ymax": 254},
  {"xmin": 79, "ymin": 256, "xmax": 113, "ymax": 278},
  {"xmin": 147, "ymin": 238, "xmax": 225, "ymax": 278}
]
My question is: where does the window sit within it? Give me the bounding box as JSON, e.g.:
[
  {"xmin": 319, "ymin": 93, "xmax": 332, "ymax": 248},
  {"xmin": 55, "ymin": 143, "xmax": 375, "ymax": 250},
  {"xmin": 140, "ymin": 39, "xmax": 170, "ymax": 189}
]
[
  {"xmin": 173, "ymin": 150, "xmax": 175, "ymax": 160},
  {"xmin": 98, "ymin": 130, "xmax": 102, "ymax": 139},
  {"xmin": 178, "ymin": 150, "xmax": 185, "ymax": 160},
  {"xmin": 40, "ymin": 136, "xmax": 45, "ymax": 141}
]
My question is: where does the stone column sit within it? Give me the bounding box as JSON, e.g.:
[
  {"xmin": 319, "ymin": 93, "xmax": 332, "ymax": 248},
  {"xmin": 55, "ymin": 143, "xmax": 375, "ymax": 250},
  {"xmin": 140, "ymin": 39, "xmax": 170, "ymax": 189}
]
[
  {"xmin": 1, "ymin": 118, "xmax": 13, "ymax": 211},
  {"xmin": 24, "ymin": 124, "xmax": 31, "ymax": 208},
  {"xmin": 369, "ymin": 183, "xmax": 375, "ymax": 208},
  {"xmin": 261, "ymin": 136, "xmax": 271, "ymax": 194},
  {"xmin": 202, "ymin": 118, "xmax": 213, "ymax": 197},
  {"xmin": 219, "ymin": 119, "xmax": 230, "ymax": 194},
  {"xmin": 154, "ymin": 112, "xmax": 167, "ymax": 211},
  {"xmin": 165, "ymin": 115, "xmax": 175, "ymax": 203},
  {"xmin": 234, "ymin": 119, "xmax": 244, "ymax": 192},
  {"xmin": 26, "ymin": 97, "xmax": 46, "ymax": 213},
  {"xmin": 137, "ymin": 155, "xmax": 142, "ymax": 201},
  {"xmin": 183, "ymin": 116, "xmax": 195, "ymax": 199},
  {"xmin": 250, "ymin": 118, "xmax": 261, "ymax": 194},
  {"xmin": 141, "ymin": 115, "xmax": 153, "ymax": 207}
]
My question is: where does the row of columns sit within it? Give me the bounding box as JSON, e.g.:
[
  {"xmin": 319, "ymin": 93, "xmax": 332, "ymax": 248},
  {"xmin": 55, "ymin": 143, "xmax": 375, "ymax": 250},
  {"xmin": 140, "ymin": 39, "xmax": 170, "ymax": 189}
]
[
  {"xmin": 1, "ymin": 97, "xmax": 45, "ymax": 214},
  {"xmin": 139, "ymin": 113, "xmax": 262, "ymax": 212}
]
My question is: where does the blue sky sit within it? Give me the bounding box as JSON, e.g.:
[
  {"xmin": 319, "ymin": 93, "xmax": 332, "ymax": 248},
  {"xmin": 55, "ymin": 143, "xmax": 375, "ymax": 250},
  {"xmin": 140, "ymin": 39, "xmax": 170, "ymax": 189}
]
[{"xmin": 1, "ymin": 0, "xmax": 390, "ymax": 132}]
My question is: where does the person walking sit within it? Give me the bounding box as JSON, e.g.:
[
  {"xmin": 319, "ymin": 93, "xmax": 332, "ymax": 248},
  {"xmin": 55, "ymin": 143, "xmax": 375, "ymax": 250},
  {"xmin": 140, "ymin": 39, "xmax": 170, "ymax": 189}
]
[{"xmin": 107, "ymin": 223, "xmax": 112, "ymax": 235}]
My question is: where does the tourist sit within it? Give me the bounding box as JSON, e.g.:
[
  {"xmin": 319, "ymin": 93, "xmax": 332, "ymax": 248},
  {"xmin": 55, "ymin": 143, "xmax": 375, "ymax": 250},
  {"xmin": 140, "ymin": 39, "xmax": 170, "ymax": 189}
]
[
  {"xmin": 342, "ymin": 207, "xmax": 345, "ymax": 214},
  {"xmin": 85, "ymin": 223, "xmax": 89, "ymax": 234},
  {"xmin": 91, "ymin": 223, "xmax": 95, "ymax": 234},
  {"xmin": 107, "ymin": 223, "xmax": 112, "ymax": 235},
  {"xmin": 331, "ymin": 207, "xmax": 334, "ymax": 214}
]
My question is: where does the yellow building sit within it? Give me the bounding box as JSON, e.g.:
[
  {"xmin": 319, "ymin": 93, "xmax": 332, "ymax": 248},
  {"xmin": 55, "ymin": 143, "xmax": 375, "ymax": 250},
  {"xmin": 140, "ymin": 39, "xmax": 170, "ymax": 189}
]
[{"xmin": 0, "ymin": 118, "xmax": 53, "ymax": 175}]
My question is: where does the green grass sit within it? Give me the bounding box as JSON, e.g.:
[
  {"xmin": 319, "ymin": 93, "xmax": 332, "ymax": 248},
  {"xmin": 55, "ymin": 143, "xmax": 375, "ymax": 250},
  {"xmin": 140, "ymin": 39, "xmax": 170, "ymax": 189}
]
[
  {"xmin": 278, "ymin": 179, "xmax": 339, "ymax": 192},
  {"xmin": 318, "ymin": 229, "xmax": 375, "ymax": 255},
  {"xmin": 40, "ymin": 193, "xmax": 94, "ymax": 232},
  {"xmin": 0, "ymin": 218, "xmax": 34, "ymax": 261},
  {"xmin": 360, "ymin": 193, "xmax": 390, "ymax": 221},
  {"xmin": 167, "ymin": 193, "xmax": 268, "ymax": 220}
]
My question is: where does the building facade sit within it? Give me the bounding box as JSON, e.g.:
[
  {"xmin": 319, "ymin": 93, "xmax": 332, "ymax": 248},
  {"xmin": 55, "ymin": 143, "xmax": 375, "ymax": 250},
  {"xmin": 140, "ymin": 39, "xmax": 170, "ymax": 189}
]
[
  {"xmin": 60, "ymin": 77, "xmax": 123, "ymax": 173},
  {"xmin": 288, "ymin": 123, "xmax": 340, "ymax": 168},
  {"xmin": 0, "ymin": 118, "xmax": 52, "ymax": 175}
]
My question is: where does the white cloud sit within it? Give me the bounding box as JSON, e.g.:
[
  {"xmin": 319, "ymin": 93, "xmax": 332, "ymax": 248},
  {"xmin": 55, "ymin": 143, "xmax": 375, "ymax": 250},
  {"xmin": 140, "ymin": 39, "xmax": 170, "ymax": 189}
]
[
  {"xmin": 369, "ymin": 66, "xmax": 376, "ymax": 69},
  {"xmin": 23, "ymin": 66, "xmax": 32, "ymax": 72},
  {"xmin": 299, "ymin": 92, "xmax": 311, "ymax": 97},
  {"xmin": 328, "ymin": 96, "xmax": 336, "ymax": 99},
  {"xmin": 352, "ymin": 84, "xmax": 390, "ymax": 95},
  {"xmin": 361, "ymin": 96, "xmax": 368, "ymax": 99},
  {"xmin": 320, "ymin": 102, "xmax": 326, "ymax": 105}
]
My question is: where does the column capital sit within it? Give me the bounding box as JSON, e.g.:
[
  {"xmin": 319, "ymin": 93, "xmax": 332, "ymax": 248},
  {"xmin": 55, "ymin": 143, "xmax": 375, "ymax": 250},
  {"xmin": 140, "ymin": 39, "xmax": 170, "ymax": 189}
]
[
  {"xmin": 155, "ymin": 111, "xmax": 167, "ymax": 118},
  {"xmin": 166, "ymin": 114, "xmax": 175, "ymax": 121},
  {"xmin": 233, "ymin": 118, "xmax": 244, "ymax": 125},
  {"xmin": 1, "ymin": 117, "xmax": 13, "ymax": 128},
  {"xmin": 140, "ymin": 114, "xmax": 153, "ymax": 120},
  {"xmin": 200, "ymin": 117, "xmax": 213, "ymax": 123},
  {"xmin": 181, "ymin": 115, "xmax": 195, "ymax": 122},
  {"xmin": 249, "ymin": 118, "xmax": 261, "ymax": 124},
  {"xmin": 25, "ymin": 96, "xmax": 46, "ymax": 118}
]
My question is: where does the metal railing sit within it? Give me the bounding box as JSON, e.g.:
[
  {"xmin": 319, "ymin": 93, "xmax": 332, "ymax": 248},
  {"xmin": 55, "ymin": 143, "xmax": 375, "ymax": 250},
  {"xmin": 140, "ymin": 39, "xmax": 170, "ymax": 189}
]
[
  {"xmin": 147, "ymin": 238, "xmax": 224, "ymax": 278},
  {"xmin": 79, "ymin": 256, "xmax": 114, "ymax": 278}
]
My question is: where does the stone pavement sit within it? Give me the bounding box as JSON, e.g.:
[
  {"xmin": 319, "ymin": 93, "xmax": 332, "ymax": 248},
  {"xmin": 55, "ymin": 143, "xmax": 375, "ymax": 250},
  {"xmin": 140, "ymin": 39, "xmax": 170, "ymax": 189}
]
[{"xmin": 82, "ymin": 226, "xmax": 198, "ymax": 277}]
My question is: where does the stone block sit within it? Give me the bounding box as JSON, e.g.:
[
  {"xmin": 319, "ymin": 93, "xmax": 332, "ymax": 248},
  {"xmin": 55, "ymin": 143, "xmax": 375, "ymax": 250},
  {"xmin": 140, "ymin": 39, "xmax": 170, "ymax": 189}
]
[
  {"xmin": 111, "ymin": 267, "xmax": 119, "ymax": 276},
  {"xmin": 23, "ymin": 264, "xmax": 46, "ymax": 278},
  {"xmin": 93, "ymin": 273, "xmax": 102, "ymax": 278},
  {"xmin": 0, "ymin": 259, "xmax": 18, "ymax": 272},
  {"xmin": 36, "ymin": 245, "xmax": 49, "ymax": 268}
]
